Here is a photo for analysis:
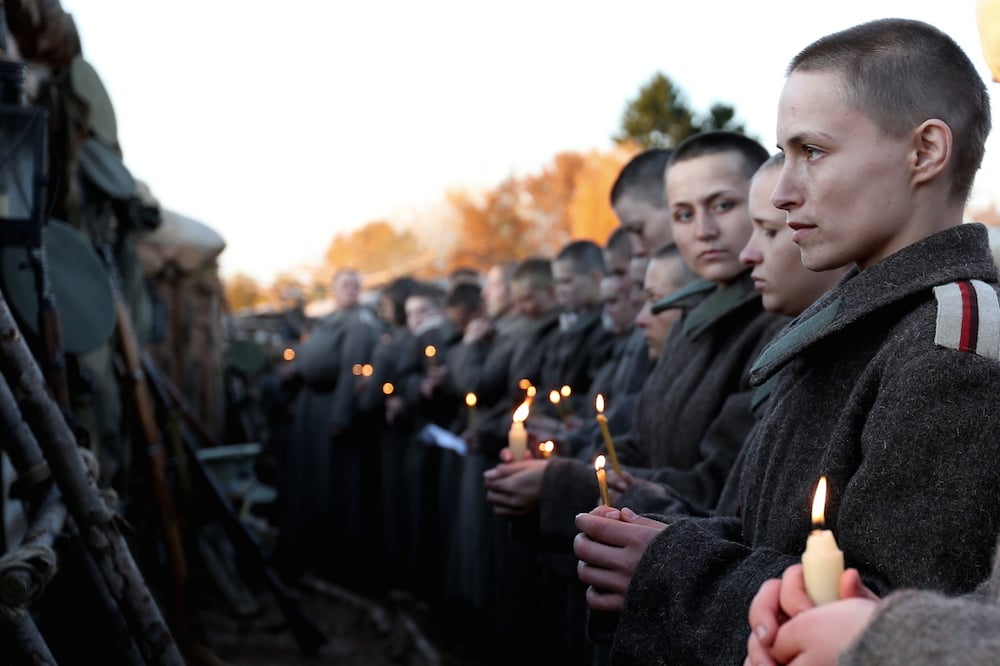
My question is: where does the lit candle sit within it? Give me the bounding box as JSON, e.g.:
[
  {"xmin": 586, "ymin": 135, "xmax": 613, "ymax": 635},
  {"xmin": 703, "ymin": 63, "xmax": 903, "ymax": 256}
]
[
  {"xmin": 424, "ymin": 345, "xmax": 437, "ymax": 368},
  {"xmin": 361, "ymin": 363, "xmax": 374, "ymax": 377},
  {"xmin": 465, "ymin": 392, "xmax": 478, "ymax": 432},
  {"xmin": 548, "ymin": 389, "xmax": 569, "ymax": 423},
  {"xmin": 508, "ymin": 399, "xmax": 530, "ymax": 461},
  {"xmin": 560, "ymin": 384, "xmax": 573, "ymax": 413},
  {"xmin": 538, "ymin": 440, "xmax": 554, "ymax": 459},
  {"xmin": 801, "ymin": 476, "xmax": 844, "ymax": 606},
  {"xmin": 594, "ymin": 454, "xmax": 611, "ymax": 506},
  {"xmin": 352, "ymin": 363, "xmax": 363, "ymax": 376},
  {"xmin": 283, "ymin": 348, "xmax": 295, "ymax": 362},
  {"xmin": 382, "ymin": 382, "xmax": 394, "ymax": 395},
  {"xmin": 595, "ymin": 394, "xmax": 621, "ymax": 474}
]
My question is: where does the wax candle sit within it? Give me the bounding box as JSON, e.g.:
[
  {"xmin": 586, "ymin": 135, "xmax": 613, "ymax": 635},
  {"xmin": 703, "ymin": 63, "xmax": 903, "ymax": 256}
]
[
  {"xmin": 560, "ymin": 385, "xmax": 573, "ymax": 412},
  {"xmin": 801, "ymin": 476, "xmax": 844, "ymax": 605},
  {"xmin": 508, "ymin": 399, "xmax": 530, "ymax": 461},
  {"xmin": 594, "ymin": 394, "xmax": 621, "ymax": 474},
  {"xmin": 594, "ymin": 455, "xmax": 611, "ymax": 506},
  {"xmin": 465, "ymin": 392, "xmax": 478, "ymax": 432}
]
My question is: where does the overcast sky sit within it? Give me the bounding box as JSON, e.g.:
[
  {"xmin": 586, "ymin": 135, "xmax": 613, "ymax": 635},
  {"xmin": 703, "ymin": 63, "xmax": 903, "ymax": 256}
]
[{"xmin": 58, "ymin": 0, "xmax": 1000, "ymax": 283}]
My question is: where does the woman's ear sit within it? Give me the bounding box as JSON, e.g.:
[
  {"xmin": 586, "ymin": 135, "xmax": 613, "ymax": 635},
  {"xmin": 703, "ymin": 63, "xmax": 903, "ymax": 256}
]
[{"xmin": 910, "ymin": 119, "xmax": 952, "ymax": 186}]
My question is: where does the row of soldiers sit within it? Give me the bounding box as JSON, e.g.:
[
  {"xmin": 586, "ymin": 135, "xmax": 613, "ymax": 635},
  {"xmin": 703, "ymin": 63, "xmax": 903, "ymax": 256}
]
[{"xmin": 260, "ymin": 145, "xmax": 701, "ymax": 662}]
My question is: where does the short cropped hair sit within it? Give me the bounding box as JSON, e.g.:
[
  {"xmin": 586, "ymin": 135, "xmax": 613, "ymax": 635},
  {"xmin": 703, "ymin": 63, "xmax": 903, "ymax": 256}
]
[
  {"xmin": 408, "ymin": 281, "xmax": 446, "ymax": 309},
  {"xmin": 446, "ymin": 281, "xmax": 483, "ymax": 313},
  {"xmin": 670, "ymin": 131, "xmax": 770, "ymax": 181},
  {"xmin": 556, "ymin": 239, "xmax": 606, "ymax": 275},
  {"xmin": 605, "ymin": 226, "xmax": 632, "ymax": 256},
  {"xmin": 511, "ymin": 256, "xmax": 554, "ymax": 291},
  {"xmin": 788, "ymin": 18, "xmax": 990, "ymax": 203},
  {"xmin": 610, "ymin": 148, "xmax": 673, "ymax": 207},
  {"xmin": 651, "ymin": 242, "xmax": 697, "ymax": 287}
]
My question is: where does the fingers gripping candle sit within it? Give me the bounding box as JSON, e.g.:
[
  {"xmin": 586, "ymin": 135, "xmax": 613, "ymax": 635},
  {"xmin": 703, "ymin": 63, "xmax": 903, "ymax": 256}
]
[{"xmin": 802, "ymin": 476, "xmax": 844, "ymax": 605}]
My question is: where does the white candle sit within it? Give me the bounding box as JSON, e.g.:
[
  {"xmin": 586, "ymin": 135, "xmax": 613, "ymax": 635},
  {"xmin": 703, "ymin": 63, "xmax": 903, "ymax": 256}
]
[
  {"xmin": 508, "ymin": 399, "xmax": 530, "ymax": 461},
  {"xmin": 594, "ymin": 454, "xmax": 611, "ymax": 506},
  {"xmin": 801, "ymin": 476, "xmax": 844, "ymax": 605}
]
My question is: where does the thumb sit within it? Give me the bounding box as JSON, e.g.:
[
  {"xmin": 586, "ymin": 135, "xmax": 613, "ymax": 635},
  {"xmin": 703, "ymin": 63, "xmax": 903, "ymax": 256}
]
[{"xmin": 839, "ymin": 568, "xmax": 880, "ymax": 601}]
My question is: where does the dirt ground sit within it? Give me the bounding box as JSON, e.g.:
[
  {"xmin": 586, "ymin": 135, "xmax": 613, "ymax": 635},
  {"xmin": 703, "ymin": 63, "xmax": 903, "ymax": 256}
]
[{"xmin": 190, "ymin": 576, "xmax": 477, "ymax": 666}]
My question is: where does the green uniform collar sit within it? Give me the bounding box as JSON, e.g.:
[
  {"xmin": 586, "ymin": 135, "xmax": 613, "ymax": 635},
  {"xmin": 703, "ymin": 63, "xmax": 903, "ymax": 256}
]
[
  {"xmin": 681, "ymin": 272, "xmax": 759, "ymax": 339},
  {"xmin": 651, "ymin": 277, "xmax": 716, "ymax": 314}
]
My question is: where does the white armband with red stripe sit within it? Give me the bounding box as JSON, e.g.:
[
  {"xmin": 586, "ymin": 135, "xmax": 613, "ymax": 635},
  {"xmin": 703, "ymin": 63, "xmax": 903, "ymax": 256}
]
[{"xmin": 933, "ymin": 279, "xmax": 1000, "ymax": 360}]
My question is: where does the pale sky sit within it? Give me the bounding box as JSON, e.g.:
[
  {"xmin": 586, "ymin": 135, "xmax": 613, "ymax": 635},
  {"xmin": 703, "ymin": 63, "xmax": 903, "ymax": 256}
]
[{"xmin": 57, "ymin": 0, "xmax": 1000, "ymax": 284}]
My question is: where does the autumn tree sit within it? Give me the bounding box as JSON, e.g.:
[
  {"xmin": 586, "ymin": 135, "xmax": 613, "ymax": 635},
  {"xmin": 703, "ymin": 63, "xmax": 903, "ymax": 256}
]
[
  {"xmin": 446, "ymin": 176, "xmax": 537, "ymax": 270},
  {"xmin": 614, "ymin": 71, "xmax": 747, "ymax": 148},
  {"xmin": 223, "ymin": 272, "xmax": 264, "ymax": 312},
  {"xmin": 324, "ymin": 220, "xmax": 425, "ymax": 283}
]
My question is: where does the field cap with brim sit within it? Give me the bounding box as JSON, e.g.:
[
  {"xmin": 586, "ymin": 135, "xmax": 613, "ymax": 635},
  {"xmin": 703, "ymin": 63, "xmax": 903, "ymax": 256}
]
[
  {"xmin": 0, "ymin": 218, "xmax": 115, "ymax": 354},
  {"xmin": 650, "ymin": 277, "xmax": 716, "ymax": 314},
  {"xmin": 69, "ymin": 55, "xmax": 118, "ymax": 147},
  {"xmin": 78, "ymin": 136, "xmax": 135, "ymax": 200}
]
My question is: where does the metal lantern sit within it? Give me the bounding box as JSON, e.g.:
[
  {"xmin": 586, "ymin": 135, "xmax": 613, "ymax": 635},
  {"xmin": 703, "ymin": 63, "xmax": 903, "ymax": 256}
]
[{"xmin": 0, "ymin": 58, "xmax": 47, "ymax": 247}]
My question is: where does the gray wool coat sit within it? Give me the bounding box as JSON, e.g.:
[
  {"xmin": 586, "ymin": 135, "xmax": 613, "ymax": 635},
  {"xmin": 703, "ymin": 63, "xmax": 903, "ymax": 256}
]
[
  {"xmin": 611, "ymin": 223, "xmax": 1000, "ymax": 665},
  {"xmin": 840, "ymin": 531, "xmax": 1000, "ymax": 665},
  {"xmin": 536, "ymin": 272, "xmax": 787, "ymax": 547}
]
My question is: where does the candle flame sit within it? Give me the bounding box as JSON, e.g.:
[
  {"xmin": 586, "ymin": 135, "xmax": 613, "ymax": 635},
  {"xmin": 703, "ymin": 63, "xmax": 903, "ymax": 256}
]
[
  {"xmin": 361, "ymin": 364, "xmax": 374, "ymax": 377},
  {"xmin": 283, "ymin": 348, "xmax": 296, "ymax": 361},
  {"xmin": 548, "ymin": 390, "xmax": 561, "ymax": 405},
  {"xmin": 539, "ymin": 440, "xmax": 554, "ymax": 457},
  {"xmin": 382, "ymin": 382, "xmax": 395, "ymax": 395},
  {"xmin": 560, "ymin": 385, "xmax": 572, "ymax": 398},
  {"xmin": 465, "ymin": 392, "xmax": 477, "ymax": 407},
  {"xmin": 424, "ymin": 345, "xmax": 437, "ymax": 358},
  {"xmin": 595, "ymin": 393, "xmax": 605, "ymax": 413},
  {"xmin": 594, "ymin": 454, "xmax": 606, "ymax": 471},
  {"xmin": 512, "ymin": 399, "xmax": 530, "ymax": 423},
  {"xmin": 518, "ymin": 378, "xmax": 531, "ymax": 390},
  {"xmin": 526, "ymin": 385, "xmax": 536, "ymax": 398},
  {"xmin": 811, "ymin": 476, "xmax": 829, "ymax": 527},
  {"xmin": 352, "ymin": 363, "xmax": 363, "ymax": 376}
]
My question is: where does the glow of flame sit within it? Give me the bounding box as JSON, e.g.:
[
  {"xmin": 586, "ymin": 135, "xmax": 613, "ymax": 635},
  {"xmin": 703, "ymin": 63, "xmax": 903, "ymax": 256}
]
[
  {"xmin": 352, "ymin": 363, "xmax": 363, "ymax": 375},
  {"xmin": 361, "ymin": 364, "xmax": 374, "ymax": 377},
  {"xmin": 595, "ymin": 393, "xmax": 605, "ymax": 413},
  {"xmin": 548, "ymin": 390, "xmax": 561, "ymax": 405},
  {"xmin": 518, "ymin": 378, "xmax": 531, "ymax": 389},
  {"xmin": 283, "ymin": 348, "xmax": 295, "ymax": 361},
  {"xmin": 560, "ymin": 385, "xmax": 572, "ymax": 398},
  {"xmin": 424, "ymin": 345, "xmax": 437, "ymax": 358},
  {"xmin": 539, "ymin": 440, "xmax": 554, "ymax": 457},
  {"xmin": 382, "ymin": 382, "xmax": 395, "ymax": 395},
  {"xmin": 512, "ymin": 399, "xmax": 530, "ymax": 423},
  {"xmin": 526, "ymin": 385, "xmax": 536, "ymax": 398},
  {"xmin": 465, "ymin": 392, "xmax": 477, "ymax": 408},
  {"xmin": 594, "ymin": 454, "xmax": 606, "ymax": 471},
  {"xmin": 811, "ymin": 476, "xmax": 828, "ymax": 527}
]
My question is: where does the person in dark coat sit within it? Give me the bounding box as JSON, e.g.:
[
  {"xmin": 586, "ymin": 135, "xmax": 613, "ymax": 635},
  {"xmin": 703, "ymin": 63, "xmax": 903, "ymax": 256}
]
[
  {"xmin": 275, "ymin": 268, "xmax": 381, "ymax": 582},
  {"xmin": 579, "ymin": 20, "xmax": 1000, "ymax": 666}
]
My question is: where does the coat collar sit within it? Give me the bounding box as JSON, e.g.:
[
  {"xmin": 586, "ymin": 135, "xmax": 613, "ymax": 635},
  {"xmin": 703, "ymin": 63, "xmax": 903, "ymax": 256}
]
[
  {"xmin": 750, "ymin": 223, "xmax": 999, "ymax": 384},
  {"xmin": 681, "ymin": 270, "xmax": 761, "ymax": 339}
]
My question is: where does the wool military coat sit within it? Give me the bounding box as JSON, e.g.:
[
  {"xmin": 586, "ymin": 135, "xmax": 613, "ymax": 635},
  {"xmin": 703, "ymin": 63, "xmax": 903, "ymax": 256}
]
[
  {"xmin": 536, "ymin": 272, "xmax": 787, "ymax": 547},
  {"xmin": 613, "ymin": 223, "xmax": 1000, "ymax": 665}
]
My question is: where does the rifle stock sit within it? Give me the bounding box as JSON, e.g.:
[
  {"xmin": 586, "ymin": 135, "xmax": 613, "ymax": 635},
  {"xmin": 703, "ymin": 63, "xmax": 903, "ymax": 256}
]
[
  {"xmin": 112, "ymin": 287, "xmax": 190, "ymax": 639},
  {"xmin": 140, "ymin": 353, "xmax": 327, "ymax": 656}
]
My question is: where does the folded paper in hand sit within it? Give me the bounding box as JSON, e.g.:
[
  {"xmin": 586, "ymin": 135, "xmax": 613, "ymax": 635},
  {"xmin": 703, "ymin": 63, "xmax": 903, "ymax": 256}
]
[{"xmin": 416, "ymin": 423, "xmax": 467, "ymax": 455}]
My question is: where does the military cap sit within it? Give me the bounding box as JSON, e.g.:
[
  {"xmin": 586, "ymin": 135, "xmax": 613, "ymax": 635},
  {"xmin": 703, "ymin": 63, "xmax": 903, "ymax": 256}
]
[
  {"xmin": 69, "ymin": 56, "xmax": 118, "ymax": 147},
  {"xmin": 0, "ymin": 218, "xmax": 115, "ymax": 354},
  {"xmin": 78, "ymin": 136, "xmax": 135, "ymax": 200}
]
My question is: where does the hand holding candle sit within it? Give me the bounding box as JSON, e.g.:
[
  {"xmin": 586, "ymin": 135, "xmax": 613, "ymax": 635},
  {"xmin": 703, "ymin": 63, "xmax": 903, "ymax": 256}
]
[
  {"xmin": 508, "ymin": 399, "xmax": 530, "ymax": 461},
  {"xmin": 594, "ymin": 454, "xmax": 611, "ymax": 506},
  {"xmin": 801, "ymin": 476, "xmax": 844, "ymax": 605},
  {"xmin": 595, "ymin": 394, "xmax": 621, "ymax": 475}
]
